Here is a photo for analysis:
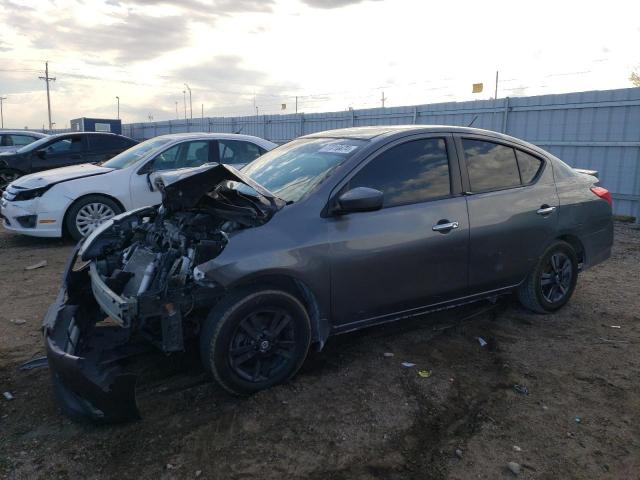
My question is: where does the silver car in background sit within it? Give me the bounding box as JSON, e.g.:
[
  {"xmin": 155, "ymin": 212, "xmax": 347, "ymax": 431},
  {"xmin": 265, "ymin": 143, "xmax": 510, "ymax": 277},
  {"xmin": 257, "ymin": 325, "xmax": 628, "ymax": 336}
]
[{"xmin": 0, "ymin": 130, "xmax": 48, "ymax": 153}]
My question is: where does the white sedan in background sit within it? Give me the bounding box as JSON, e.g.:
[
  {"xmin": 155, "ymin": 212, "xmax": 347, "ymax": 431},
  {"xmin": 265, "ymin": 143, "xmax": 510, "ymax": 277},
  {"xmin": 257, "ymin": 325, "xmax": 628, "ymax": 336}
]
[{"xmin": 0, "ymin": 133, "xmax": 277, "ymax": 239}]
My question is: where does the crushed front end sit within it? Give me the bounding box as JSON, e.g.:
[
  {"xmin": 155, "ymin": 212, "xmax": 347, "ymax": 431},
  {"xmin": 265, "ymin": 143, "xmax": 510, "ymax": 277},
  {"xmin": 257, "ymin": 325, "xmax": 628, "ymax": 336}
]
[{"xmin": 43, "ymin": 164, "xmax": 283, "ymax": 422}]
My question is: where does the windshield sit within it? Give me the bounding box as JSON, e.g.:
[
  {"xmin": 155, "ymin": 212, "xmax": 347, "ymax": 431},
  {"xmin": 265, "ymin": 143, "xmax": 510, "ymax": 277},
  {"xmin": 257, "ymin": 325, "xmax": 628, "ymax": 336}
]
[
  {"xmin": 16, "ymin": 135, "xmax": 52, "ymax": 153},
  {"xmin": 241, "ymin": 137, "xmax": 365, "ymax": 203},
  {"xmin": 101, "ymin": 137, "xmax": 172, "ymax": 169}
]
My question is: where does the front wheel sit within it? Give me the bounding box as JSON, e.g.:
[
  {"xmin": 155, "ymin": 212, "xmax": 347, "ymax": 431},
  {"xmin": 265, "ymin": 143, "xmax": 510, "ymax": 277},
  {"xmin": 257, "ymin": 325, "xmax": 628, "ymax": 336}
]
[
  {"xmin": 65, "ymin": 195, "xmax": 122, "ymax": 241},
  {"xmin": 517, "ymin": 240, "xmax": 579, "ymax": 313},
  {"xmin": 200, "ymin": 287, "xmax": 312, "ymax": 395}
]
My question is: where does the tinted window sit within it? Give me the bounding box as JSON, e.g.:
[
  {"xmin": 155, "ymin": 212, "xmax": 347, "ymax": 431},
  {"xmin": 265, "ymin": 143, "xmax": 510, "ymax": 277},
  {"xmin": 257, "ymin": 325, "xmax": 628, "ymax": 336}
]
[
  {"xmin": 516, "ymin": 150, "xmax": 543, "ymax": 183},
  {"xmin": 218, "ymin": 140, "xmax": 265, "ymax": 165},
  {"xmin": 347, "ymin": 138, "xmax": 450, "ymax": 207},
  {"xmin": 463, "ymin": 139, "xmax": 520, "ymax": 191},
  {"xmin": 46, "ymin": 136, "xmax": 82, "ymax": 154},
  {"xmin": 10, "ymin": 135, "xmax": 38, "ymax": 146},
  {"xmin": 151, "ymin": 140, "xmax": 210, "ymax": 171},
  {"xmin": 88, "ymin": 135, "xmax": 126, "ymax": 150}
]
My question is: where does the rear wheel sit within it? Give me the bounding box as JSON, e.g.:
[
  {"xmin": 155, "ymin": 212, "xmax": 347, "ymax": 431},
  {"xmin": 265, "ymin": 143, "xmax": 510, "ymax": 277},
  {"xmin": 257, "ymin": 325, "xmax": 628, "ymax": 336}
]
[
  {"xmin": 200, "ymin": 287, "xmax": 311, "ymax": 395},
  {"xmin": 65, "ymin": 195, "xmax": 122, "ymax": 241},
  {"xmin": 517, "ymin": 240, "xmax": 578, "ymax": 313}
]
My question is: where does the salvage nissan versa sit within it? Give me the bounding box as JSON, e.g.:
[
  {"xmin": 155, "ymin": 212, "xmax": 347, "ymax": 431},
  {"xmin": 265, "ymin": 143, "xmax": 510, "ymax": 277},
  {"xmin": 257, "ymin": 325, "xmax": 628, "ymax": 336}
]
[{"xmin": 43, "ymin": 126, "xmax": 613, "ymax": 422}]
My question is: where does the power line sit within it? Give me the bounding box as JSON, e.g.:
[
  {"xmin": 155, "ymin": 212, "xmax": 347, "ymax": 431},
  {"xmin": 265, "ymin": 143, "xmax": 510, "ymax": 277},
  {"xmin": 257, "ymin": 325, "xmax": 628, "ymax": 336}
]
[{"xmin": 38, "ymin": 61, "xmax": 56, "ymax": 130}]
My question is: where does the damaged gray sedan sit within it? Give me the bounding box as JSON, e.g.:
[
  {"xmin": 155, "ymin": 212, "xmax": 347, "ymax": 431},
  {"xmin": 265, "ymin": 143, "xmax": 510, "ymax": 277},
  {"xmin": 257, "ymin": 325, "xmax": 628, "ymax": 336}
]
[{"xmin": 44, "ymin": 126, "xmax": 613, "ymax": 422}]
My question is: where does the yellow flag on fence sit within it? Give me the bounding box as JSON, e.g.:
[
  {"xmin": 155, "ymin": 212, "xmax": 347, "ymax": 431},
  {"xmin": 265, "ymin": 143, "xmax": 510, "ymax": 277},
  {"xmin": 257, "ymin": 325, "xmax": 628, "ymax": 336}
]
[{"xmin": 472, "ymin": 83, "xmax": 483, "ymax": 93}]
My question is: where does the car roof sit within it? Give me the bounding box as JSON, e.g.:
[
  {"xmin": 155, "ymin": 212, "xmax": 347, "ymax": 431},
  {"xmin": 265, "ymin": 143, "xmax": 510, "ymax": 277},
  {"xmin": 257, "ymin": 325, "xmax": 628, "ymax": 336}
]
[
  {"xmin": 0, "ymin": 129, "xmax": 48, "ymax": 136},
  {"xmin": 302, "ymin": 125, "xmax": 541, "ymax": 151},
  {"xmin": 153, "ymin": 132, "xmax": 274, "ymax": 142},
  {"xmin": 43, "ymin": 131, "xmax": 133, "ymax": 140}
]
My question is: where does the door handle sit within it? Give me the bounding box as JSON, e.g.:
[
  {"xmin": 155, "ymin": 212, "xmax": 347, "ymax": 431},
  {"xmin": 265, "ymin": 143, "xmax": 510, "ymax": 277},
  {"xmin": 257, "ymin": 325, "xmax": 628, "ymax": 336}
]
[
  {"xmin": 536, "ymin": 205, "xmax": 556, "ymax": 215},
  {"xmin": 432, "ymin": 220, "xmax": 459, "ymax": 232}
]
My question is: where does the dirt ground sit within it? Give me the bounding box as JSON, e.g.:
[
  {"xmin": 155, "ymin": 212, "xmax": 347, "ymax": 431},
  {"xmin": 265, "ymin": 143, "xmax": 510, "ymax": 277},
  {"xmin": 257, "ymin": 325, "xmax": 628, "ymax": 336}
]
[{"xmin": 0, "ymin": 222, "xmax": 639, "ymax": 480}]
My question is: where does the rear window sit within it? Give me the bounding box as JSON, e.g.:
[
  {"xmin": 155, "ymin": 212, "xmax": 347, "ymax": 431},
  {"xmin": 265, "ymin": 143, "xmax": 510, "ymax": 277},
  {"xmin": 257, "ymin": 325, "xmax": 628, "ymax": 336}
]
[
  {"xmin": 88, "ymin": 135, "xmax": 131, "ymax": 150},
  {"xmin": 463, "ymin": 139, "xmax": 521, "ymax": 191},
  {"xmin": 516, "ymin": 150, "xmax": 543, "ymax": 183}
]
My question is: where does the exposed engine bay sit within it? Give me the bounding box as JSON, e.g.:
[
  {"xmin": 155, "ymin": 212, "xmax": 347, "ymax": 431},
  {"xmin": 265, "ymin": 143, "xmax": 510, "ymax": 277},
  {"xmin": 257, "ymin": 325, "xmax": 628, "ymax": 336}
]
[
  {"xmin": 80, "ymin": 166, "xmax": 284, "ymax": 352},
  {"xmin": 42, "ymin": 164, "xmax": 284, "ymax": 422}
]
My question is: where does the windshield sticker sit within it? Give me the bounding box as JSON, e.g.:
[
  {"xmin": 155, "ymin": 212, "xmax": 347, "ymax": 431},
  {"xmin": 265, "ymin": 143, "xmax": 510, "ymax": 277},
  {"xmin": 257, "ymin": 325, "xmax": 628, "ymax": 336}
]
[{"xmin": 318, "ymin": 144, "xmax": 359, "ymax": 154}]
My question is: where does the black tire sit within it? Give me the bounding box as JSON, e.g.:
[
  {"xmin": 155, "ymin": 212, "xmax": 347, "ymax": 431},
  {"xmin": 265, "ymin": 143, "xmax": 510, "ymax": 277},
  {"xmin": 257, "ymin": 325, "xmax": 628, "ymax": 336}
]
[
  {"xmin": 517, "ymin": 240, "xmax": 579, "ymax": 313},
  {"xmin": 0, "ymin": 168, "xmax": 21, "ymax": 192},
  {"xmin": 200, "ymin": 287, "xmax": 312, "ymax": 395},
  {"xmin": 65, "ymin": 195, "xmax": 122, "ymax": 241}
]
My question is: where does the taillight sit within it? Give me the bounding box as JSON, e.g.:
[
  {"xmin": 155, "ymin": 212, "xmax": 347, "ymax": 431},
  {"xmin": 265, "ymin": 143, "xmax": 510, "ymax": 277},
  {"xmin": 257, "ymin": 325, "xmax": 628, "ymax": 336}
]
[{"xmin": 590, "ymin": 186, "xmax": 612, "ymax": 206}]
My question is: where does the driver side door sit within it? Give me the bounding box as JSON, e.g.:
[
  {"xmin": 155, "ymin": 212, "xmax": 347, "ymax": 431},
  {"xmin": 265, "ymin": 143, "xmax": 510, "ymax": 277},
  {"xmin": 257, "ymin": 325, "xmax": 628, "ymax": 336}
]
[
  {"xmin": 31, "ymin": 135, "xmax": 85, "ymax": 172},
  {"xmin": 129, "ymin": 140, "xmax": 213, "ymax": 208}
]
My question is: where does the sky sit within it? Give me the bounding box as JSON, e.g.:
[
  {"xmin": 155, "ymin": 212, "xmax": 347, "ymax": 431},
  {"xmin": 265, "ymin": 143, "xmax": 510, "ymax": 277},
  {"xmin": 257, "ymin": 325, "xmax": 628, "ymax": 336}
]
[{"xmin": 0, "ymin": 0, "xmax": 639, "ymax": 129}]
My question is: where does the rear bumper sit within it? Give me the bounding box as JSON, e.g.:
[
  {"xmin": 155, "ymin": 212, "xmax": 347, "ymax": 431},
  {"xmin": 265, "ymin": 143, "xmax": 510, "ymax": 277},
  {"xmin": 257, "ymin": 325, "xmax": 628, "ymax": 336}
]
[{"xmin": 582, "ymin": 222, "xmax": 614, "ymax": 270}]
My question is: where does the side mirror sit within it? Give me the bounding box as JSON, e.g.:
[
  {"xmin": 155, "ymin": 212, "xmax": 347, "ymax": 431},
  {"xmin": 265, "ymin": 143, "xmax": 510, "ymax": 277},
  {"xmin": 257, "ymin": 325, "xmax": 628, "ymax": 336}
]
[
  {"xmin": 335, "ymin": 187, "xmax": 383, "ymax": 214},
  {"xmin": 36, "ymin": 149, "xmax": 47, "ymax": 159}
]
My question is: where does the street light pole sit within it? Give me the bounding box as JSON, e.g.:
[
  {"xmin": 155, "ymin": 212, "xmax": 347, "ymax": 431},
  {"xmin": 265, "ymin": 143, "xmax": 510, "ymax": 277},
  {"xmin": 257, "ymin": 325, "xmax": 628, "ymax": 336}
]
[
  {"xmin": 0, "ymin": 96, "xmax": 6, "ymax": 128},
  {"xmin": 184, "ymin": 83, "xmax": 192, "ymax": 120},
  {"xmin": 175, "ymin": 101, "xmax": 178, "ymax": 119},
  {"xmin": 116, "ymin": 96, "xmax": 120, "ymax": 119},
  {"xmin": 182, "ymin": 90, "xmax": 187, "ymax": 120}
]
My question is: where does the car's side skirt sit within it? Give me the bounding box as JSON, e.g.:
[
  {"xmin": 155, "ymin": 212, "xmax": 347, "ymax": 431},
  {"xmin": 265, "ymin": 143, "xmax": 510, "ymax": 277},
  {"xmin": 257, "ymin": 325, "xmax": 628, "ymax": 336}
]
[{"xmin": 331, "ymin": 284, "xmax": 519, "ymax": 335}]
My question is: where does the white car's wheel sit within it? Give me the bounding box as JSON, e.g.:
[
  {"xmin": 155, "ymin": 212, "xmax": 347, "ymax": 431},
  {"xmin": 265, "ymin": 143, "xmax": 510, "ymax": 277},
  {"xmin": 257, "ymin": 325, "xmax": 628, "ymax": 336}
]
[{"xmin": 65, "ymin": 195, "xmax": 122, "ymax": 240}]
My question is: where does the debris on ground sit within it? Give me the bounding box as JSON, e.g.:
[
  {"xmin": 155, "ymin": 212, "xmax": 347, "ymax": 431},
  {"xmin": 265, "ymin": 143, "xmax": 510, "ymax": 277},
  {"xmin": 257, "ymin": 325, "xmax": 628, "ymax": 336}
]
[
  {"xmin": 575, "ymin": 416, "xmax": 582, "ymax": 423},
  {"xmin": 10, "ymin": 319, "xmax": 26, "ymax": 325},
  {"xmin": 383, "ymin": 352, "xmax": 394, "ymax": 358},
  {"xmin": 477, "ymin": 336, "xmax": 488, "ymax": 347},
  {"xmin": 507, "ymin": 461, "xmax": 521, "ymax": 475},
  {"xmin": 609, "ymin": 325, "xmax": 621, "ymax": 328},
  {"xmin": 417, "ymin": 369, "xmax": 432, "ymax": 378},
  {"xmin": 3, "ymin": 392, "xmax": 14, "ymax": 401},
  {"xmin": 513, "ymin": 384, "xmax": 529, "ymax": 395},
  {"xmin": 195, "ymin": 471, "xmax": 202, "ymax": 477},
  {"xmin": 401, "ymin": 362, "xmax": 416, "ymax": 368},
  {"xmin": 24, "ymin": 260, "xmax": 47, "ymax": 271},
  {"xmin": 455, "ymin": 448, "xmax": 463, "ymax": 459},
  {"xmin": 513, "ymin": 445, "xmax": 522, "ymax": 452}
]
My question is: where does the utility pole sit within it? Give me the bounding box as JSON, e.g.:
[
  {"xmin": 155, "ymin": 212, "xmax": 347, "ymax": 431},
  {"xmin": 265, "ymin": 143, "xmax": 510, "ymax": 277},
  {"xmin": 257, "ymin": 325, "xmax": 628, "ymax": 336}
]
[
  {"xmin": 0, "ymin": 96, "xmax": 6, "ymax": 128},
  {"xmin": 295, "ymin": 96, "xmax": 298, "ymax": 114},
  {"xmin": 38, "ymin": 61, "xmax": 56, "ymax": 130},
  {"xmin": 182, "ymin": 90, "xmax": 187, "ymax": 120},
  {"xmin": 175, "ymin": 101, "xmax": 178, "ymax": 119},
  {"xmin": 381, "ymin": 91, "xmax": 387, "ymax": 108},
  {"xmin": 116, "ymin": 96, "xmax": 120, "ymax": 119},
  {"xmin": 184, "ymin": 83, "xmax": 192, "ymax": 120},
  {"xmin": 495, "ymin": 70, "xmax": 499, "ymax": 99},
  {"xmin": 201, "ymin": 103, "xmax": 204, "ymax": 131}
]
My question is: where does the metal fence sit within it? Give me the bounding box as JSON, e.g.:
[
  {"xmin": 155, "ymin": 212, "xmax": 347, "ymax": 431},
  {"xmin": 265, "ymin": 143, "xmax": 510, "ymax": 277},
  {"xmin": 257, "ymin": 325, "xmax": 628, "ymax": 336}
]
[{"xmin": 120, "ymin": 87, "xmax": 640, "ymax": 219}]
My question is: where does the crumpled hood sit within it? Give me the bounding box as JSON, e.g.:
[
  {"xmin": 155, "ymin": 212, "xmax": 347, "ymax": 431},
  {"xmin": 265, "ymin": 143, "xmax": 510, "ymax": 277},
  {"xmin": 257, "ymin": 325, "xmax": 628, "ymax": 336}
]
[
  {"xmin": 153, "ymin": 163, "xmax": 285, "ymax": 213},
  {"xmin": 10, "ymin": 163, "xmax": 114, "ymax": 190}
]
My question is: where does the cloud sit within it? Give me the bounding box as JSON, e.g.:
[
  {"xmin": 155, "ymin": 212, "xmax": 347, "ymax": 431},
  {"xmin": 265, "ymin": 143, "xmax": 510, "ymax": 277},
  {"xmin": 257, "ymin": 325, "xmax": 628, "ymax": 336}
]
[
  {"xmin": 31, "ymin": 12, "xmax": 192, "ymax": 63},
  {"xmin": 174, "ymin": 56, "xmax": 264, "ymax": 90},
  {"xmin": 300, "ymin": 0, "xmax": 382, "ymax": 9},
  {"xmin": 111, "ymin": 0, "xmax": 274, "ymax": 16}
]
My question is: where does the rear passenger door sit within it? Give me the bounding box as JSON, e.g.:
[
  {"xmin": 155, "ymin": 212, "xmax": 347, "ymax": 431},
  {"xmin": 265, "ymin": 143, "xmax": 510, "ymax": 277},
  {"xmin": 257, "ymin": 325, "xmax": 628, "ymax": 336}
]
[
  {"xmin": 328, "ymin": 135, "xmax": 469, "ymax": 327},
  {"xmin": 457, "ymin": 136, "xmax": 559, "ymax": 293}
]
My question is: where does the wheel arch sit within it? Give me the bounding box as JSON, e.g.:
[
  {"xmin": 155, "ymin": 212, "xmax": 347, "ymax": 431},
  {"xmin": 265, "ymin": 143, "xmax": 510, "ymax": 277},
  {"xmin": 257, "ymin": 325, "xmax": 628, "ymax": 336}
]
[
  {"xmin": 62, "ymin": 193, "xmax": 126, "ymax": 237},
  {"xmin": 225, "ymin": 274, "xmax": 329, "ymax": 349},
  {"xmin": 556, "ymin": 234, "xmax": 586, "ymax": 265}
]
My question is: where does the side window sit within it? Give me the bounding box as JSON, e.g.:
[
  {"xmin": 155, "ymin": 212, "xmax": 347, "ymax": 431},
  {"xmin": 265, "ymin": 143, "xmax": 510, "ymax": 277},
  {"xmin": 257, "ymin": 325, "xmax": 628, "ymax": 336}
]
[
  {"xmin": 0, "ymin": 135, "xmax": 10, "ymax": 146},
  {"xmin": 516, "ymin": 150, "xmax": 543, "ymax": 184},
  {"xmin": 218, "ymin": 140, "xmax": 266, "ymax": 165},
  {"xmin": 463, "ymin": 139, "xmax": 520, "ymax": 191},
  {"xmin": 151, "ymin": 141, "xmax": 209, "ymax": 171},
  {"xmin": 10, "ymin": 135, "xmax": 37, "ymax": 146},
  {"xmin": 347, "ymin": 138, "xmax": 451, "ymax": 207},
  {"xmin": 47, "ymin": 137, "xmax": 82, "ymax": 154}
]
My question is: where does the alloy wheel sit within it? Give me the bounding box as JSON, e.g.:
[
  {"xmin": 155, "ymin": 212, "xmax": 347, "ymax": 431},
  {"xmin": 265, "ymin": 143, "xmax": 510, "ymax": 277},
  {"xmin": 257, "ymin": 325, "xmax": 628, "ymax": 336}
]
[
  {"xmin": 75, "ymin": 202, "xmax": 116, "ymax": 237},
  {"xmin": 228, "ymin": 308, "xmax": 297, "ymax": 383},
  {"xmin": 540, "ymin": 252, "xmax": 573, "ymax": 303}
]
